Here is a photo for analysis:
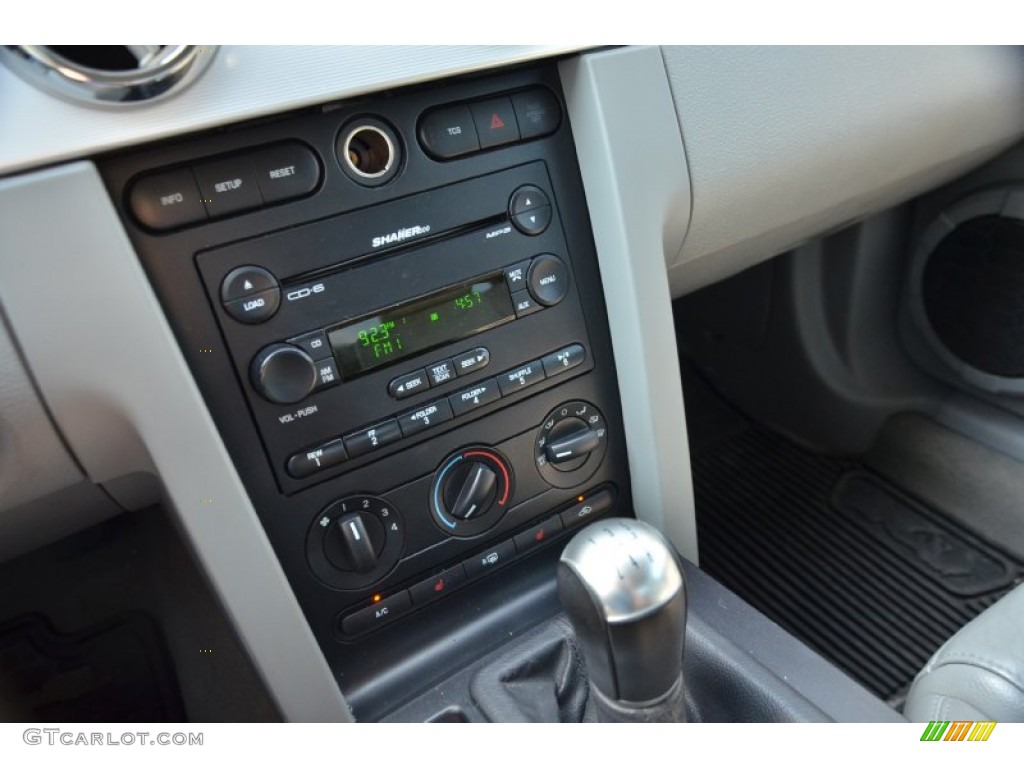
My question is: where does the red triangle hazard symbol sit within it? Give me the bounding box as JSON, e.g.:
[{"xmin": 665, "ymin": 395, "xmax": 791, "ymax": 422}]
[{"xmin": 490, "ymin": 113, "xmax": 505, "ymax": 130}]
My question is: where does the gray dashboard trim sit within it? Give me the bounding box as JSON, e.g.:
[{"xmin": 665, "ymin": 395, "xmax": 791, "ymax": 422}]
[
  {"xmin": 0, "ymin": 45, "xmax": 584, "ymax": 176},
  {"xmin": 661, "ymin": 45, "xmax": 1024, "ymax": 297},
  {"xmin": 559, "ymin": 48, "xmax": 698, "ymax": 563},
  {"xmin": 0, "ymin": 163, "xmax": 352, "ymax": 722}
]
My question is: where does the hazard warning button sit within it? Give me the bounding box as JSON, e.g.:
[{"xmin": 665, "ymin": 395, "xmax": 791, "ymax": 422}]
[{"xmin": 470, "ymin": 97, "xmax": 520, "ymax": 149}]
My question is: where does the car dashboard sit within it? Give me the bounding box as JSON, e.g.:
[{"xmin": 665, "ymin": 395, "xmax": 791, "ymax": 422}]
[{"xmin": 1, "ymin": 45, "xmax": 1023, "ymax": 723}]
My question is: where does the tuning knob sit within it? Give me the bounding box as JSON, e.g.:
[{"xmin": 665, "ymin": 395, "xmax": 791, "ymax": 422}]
[{"xmin": 250, "ymin": 343, "xmax": 317, "ymax": 404}]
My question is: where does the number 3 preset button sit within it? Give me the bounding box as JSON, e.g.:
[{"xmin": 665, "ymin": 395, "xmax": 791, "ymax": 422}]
[{"xmin": 343, "ymin": 419, "xmax": 401, "ymax": 457}]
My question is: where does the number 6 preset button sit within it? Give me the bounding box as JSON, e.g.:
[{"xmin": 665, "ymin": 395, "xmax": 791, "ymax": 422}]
[{"xmin": 343, "ymin": 419, "xmax": 402, "ymax": 457}]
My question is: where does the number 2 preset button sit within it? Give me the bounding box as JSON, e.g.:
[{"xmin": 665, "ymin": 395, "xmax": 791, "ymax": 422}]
[{"xmin": 343, "ymin": 419, "xmax": 401, "ymax": 457}]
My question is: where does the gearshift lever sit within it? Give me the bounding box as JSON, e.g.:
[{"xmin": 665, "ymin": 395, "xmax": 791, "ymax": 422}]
[{"xmin": 558, "ymin": 517, "xmax": 687, "ymax": 722}]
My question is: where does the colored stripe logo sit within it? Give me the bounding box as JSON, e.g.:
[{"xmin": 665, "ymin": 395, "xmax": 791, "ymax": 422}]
[{"xmin": 920, "ymin": 721, "xmax": 997, "ymax": 741}]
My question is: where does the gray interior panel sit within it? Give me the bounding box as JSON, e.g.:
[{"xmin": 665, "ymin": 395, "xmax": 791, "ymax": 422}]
[
  {"xmin": 0, "ymin": 311, "xmax": 85, "ymax": 508},
  {"xmin": 678, "ymin": 208, "xmax": 943, "ymax": 455},
  {"xmin": 662, "ymin": 45, "xmax": 1024, "ymax": 296},
  {"xmin": 0, "ymin": 163, "xmax": 350, "ymax": 722},
  {"xmin": 559, "ymin": 47, "xmax": 698, "ymax": 562}
]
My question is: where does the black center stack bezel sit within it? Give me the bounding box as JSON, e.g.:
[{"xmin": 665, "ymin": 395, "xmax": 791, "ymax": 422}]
[{"xmin": 99, "ymin": 63, "xmax": 631, "ymax": 716}]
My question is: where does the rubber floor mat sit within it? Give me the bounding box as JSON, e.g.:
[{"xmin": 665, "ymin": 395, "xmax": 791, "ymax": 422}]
[
  {"xmin": 693, "ymin": 426, "xmax": 1024, "ymax": 701},
  {"xmin": 0, "ymin": 612, "xmax": 186, "ymax": 722}
]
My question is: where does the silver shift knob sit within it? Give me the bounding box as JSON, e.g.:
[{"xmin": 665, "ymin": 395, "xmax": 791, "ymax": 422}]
[{"xmin": 558, "ymin": 517, "xmax": 686, "ymax": 707}]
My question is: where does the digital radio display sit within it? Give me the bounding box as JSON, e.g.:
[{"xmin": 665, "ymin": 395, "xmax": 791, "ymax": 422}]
[{"xmin": 328, "ymin": 274, "xmax": 515, "ymax": 379}]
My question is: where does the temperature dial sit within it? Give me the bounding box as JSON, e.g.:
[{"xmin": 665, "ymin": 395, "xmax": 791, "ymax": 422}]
[
  {"xmin": 431, "ymin": 447, "xmax": 513, "ymax": 538},
  {"xmin": 536, "ymin": 401, "xmax": 608, "ymax": 488},
  {"xmin": 306, "ymin": 495, "xmax": 405, "ymax": 590}
]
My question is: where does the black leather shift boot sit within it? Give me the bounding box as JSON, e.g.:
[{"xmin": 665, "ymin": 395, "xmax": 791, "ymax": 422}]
[{"xmin": 470, "ymin": 618, "xmax": 595, "ymax": 722}]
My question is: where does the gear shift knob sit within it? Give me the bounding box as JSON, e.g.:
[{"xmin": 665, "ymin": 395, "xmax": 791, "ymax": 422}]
[{"xmin": 558, "ymin": 518, "xmax": 687, "ymax": 716}]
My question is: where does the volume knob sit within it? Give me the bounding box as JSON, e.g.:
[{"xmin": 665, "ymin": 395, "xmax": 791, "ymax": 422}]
[{"xmin": 251, "ymin": 343, "xmax": 317, "ymax": 404}]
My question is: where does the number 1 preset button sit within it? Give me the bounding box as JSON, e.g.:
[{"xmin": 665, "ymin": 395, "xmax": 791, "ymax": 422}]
[{"xmin": 343, "ymin": 419, "xmax": 402, "ymax": 457}]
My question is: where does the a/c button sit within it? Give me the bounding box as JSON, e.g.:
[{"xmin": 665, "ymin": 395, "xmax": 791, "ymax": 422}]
[{"xmin": 340, "ymin": 590, "xmax": 411, "ymax": 636}]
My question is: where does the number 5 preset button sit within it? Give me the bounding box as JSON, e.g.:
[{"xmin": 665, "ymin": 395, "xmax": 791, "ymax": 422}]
[{"xmin": 343, "ymin": 419, "xmax": 402, "ymax": 457}]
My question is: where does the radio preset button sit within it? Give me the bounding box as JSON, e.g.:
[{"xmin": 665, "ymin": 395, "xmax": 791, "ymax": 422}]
[
  {"xmin": 497, "ymin": 360, "xmax": 545, "ymax": 396},
  {"xmin": 450, "ymin": 378, "xmax": 501, "ymax": 417},
  {"xmin": 453, "ymin": 347, "xmax": 490, "ymax": 376},
  {"xmin": 343, "ymin": 419, "xmax": 402, "ymax": 458},
  {"xmin": 504, "ymin": 260, "xmax": 533, "ymax": 293},
  {"xmin": 527, "ymin": 254, "xmax": 569, "ymax": 307},
  {"xmin": 286, "ymin": 439, "xmax": 347, "ymax": 479},
  {"xmin": 511, "ymin": 289, "xmax": 542, "ymax": 319},
  {"xmin": 427, "ymin": 360, "xmax": 457, "ymax": 386},
  {"xmin": 389, "ymin": 369, "xmax": 430, "ymax": 399},
  {"xmin": 398, "ymin": 399, "xmax": 454, "ymax": 437},
  {"xmin": 289, "ymin": 330, "xmax": 329, "ymax": 358},
  {"xmin": 541, "ymin": 344, "xmax": 586, "ymax": 378}
]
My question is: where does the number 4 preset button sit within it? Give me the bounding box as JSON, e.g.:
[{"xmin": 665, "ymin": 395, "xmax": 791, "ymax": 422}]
[
  {"xmin": 343, "ymin": 419, "xmax": 401, "ymax": 457},
  {"xmin": 449, "ymin": 378, "xmax": 501, "ymax": 416}
]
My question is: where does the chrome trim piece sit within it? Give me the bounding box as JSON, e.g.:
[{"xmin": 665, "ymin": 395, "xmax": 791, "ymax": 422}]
[
  {"xmin": 560, "ymin": 518, "xmax": 683, "ymax": 623},
  {"xmin": 0, "ymin": 45, "xmax": 217, "ymax": 107}
]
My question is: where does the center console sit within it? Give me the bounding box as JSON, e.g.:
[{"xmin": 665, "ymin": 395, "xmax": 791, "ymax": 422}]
[{"xmin": 99, "ymin": 63, "xmax": 631, "ymax": 713}]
